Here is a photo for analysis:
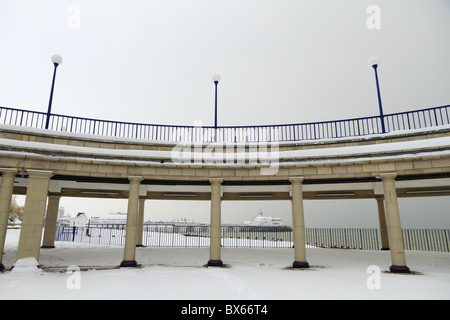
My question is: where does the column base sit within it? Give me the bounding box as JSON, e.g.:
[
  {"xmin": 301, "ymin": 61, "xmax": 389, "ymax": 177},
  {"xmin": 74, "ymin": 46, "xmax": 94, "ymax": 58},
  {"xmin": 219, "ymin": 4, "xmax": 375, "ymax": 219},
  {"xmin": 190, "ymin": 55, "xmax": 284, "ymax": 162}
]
[
  {"xmin": 136, "ymin": 244, "xmax": 146, "ymax": 247},
  {"xmin": 380, "ymin": 247, "xmax": 390, "ymax": 251},
  {"xmin": 389, "ymin": 265, "xmax": 411, "ymax": 274},
  {"xmin": 293, "ymin": 261, "xmax": 310, "ymax": 269},
  {"xmin": 0, "ymin": 263, "xmax": 5, "ymax": 272},
  {"xmin": 41, "ymin": 246, "xmax": 55, "ymax": 249},
  {"xmin": 207, "ymin": 259, "xmax": 223, "ymax": 267},
  {"xmin": 120, "ymin": 260, "xmax": 138, "ymax": 268}
]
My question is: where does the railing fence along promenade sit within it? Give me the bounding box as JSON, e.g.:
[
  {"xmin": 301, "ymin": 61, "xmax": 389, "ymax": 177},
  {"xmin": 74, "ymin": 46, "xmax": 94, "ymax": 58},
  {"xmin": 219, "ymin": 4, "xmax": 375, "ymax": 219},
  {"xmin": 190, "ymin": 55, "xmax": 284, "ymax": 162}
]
[
  {"xmin": 55, "ymin": 224, "xmax": 450, "ymax": 252},
  {"xmin": 1, "ymin": 105, "xmax": 450, "ymax": 142}
]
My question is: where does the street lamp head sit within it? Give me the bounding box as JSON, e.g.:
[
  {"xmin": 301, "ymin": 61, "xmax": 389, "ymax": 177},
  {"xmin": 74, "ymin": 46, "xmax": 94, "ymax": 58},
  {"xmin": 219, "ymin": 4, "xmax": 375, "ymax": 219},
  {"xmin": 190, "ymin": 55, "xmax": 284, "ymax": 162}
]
[
  {"xmin": 212, "ymin": 74, "xmax": 221, "ymax": 84},
  {"xmin": 368, "ymin": 56, "xmax": 380, "ymax": 68},
  {"xmin": 51, "ymin": 54, "xmax": 63, "ymax": 66}
]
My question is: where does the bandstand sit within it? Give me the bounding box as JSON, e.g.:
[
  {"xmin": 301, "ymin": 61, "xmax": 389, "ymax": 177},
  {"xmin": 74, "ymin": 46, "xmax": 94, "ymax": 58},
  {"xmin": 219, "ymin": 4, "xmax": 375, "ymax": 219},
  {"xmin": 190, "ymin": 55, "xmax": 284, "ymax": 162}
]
[{"xmin": 1, "ymin": 104, "xmax": 450, "ymax": 273}]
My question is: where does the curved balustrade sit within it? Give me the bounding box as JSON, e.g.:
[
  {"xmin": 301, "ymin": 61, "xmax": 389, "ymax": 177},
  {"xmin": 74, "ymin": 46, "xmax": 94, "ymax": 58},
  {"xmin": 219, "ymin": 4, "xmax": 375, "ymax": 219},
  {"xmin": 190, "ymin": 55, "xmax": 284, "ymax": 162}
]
[{"xmin": 0, "ymin": 105, "xmax": 449, "ymax": 143}]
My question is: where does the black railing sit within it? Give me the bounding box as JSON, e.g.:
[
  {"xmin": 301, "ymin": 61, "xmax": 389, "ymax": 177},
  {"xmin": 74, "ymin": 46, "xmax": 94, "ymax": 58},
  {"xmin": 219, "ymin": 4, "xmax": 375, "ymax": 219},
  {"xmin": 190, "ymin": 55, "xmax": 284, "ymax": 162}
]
[
  {"xmin": 305, "ymin": 228, "xmax": 380, "ymax": 250},
  {"xmin": 55, "ymin": 225, "xmax": 450, "ymax": 252},
  {"xmin": 55, "ymin": 224, "xmax": 294, "ymax": 249},
  {"xmin": 1, "ymin": 104, "xmax": 449, "ymax": 143}
]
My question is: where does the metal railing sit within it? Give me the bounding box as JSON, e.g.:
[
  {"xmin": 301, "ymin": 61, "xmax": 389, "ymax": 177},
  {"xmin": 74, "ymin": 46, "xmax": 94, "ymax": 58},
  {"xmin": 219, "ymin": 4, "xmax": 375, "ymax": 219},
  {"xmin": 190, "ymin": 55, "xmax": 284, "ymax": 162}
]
[
  {"xmin": 1, "ymin": 104, "xmax": 449, "ymax": 143},
  {"xmin": 305, "ymin": 228, "xmax": 380, "ymax": 250},
  {"xmin": 304, "ymin": 228, "xmax": 449, "ymax": 252},
  {"xmin": 55, "ymin": 224, "xmax": 294, "ymax": 249},
  {"xmin": 402, "ymin": 229, "xmax": 450, "ymax": 252},
  {"xmin": 55, "ymin": 225, "xmax": 450, "ymax": 252}
]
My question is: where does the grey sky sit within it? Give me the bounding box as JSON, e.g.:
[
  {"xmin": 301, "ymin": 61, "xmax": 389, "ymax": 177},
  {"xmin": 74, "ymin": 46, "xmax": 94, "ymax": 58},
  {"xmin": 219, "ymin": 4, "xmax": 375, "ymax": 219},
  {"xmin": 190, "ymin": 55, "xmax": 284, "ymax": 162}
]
[{"xmin": 2, "ymin": 1, "xmax": 450, "ymax": 227}]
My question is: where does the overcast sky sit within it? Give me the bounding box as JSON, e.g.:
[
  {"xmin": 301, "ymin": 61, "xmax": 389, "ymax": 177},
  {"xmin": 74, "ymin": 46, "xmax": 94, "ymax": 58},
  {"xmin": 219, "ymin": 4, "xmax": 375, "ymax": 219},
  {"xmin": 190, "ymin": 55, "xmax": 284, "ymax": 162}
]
[{"xmin": 1, "ymin": 1, "xmax": 450, "ymax": 228}]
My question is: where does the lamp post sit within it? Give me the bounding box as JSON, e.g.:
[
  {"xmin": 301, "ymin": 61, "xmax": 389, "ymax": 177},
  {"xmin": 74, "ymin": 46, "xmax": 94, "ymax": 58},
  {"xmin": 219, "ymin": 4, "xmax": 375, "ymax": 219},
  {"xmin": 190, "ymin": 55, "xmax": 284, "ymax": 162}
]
[
  {"xmin": 45, "ymin": 54, "xmax": 63, "ymax": 129},
  {"xmin": 368, "ymin": 56, "xmax": 385, "ymax": 134},
  {"xmin": 212, "ymin": 74, "xmax": 221, "ymax": 141}
]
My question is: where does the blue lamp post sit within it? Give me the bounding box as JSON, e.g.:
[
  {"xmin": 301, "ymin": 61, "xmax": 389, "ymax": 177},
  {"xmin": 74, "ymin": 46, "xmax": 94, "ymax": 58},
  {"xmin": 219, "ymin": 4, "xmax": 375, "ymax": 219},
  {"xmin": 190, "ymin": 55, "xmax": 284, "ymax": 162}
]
[
  {"xmin": 369, "ymin": 56, "xmax": 385, "ymax": 134},
  {"xmin": 45, "ymin": 54, "xmax": 63, "ymax": 129},
  {"xmin": 212, "ymin": 74, "xmax": 221, "ymax": 141}
]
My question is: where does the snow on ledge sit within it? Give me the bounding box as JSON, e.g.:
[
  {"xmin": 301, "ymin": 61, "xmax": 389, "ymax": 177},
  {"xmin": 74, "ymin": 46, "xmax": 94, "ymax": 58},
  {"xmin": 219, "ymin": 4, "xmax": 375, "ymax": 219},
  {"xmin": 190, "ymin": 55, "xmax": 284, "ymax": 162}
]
[
  {"xmin": 1, "ymin": 134, "xmax": 450, "ymax": 166},
  {"xmin": 1, "ymin": 123, "xmax": 450, "ymax": 147},
  {"xmin": 1, "ymin": 123, "xmax": 450, "ymax": 168},
  {"xmin": 11, "ymin": 257, "xmax": 41, "ymax": 273}
]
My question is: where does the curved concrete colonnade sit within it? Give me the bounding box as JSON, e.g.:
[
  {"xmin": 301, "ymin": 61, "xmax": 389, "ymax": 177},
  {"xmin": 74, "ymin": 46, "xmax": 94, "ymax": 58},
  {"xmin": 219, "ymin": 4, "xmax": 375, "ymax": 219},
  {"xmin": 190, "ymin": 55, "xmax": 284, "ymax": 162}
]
[{"xmin": 1, "ymin": 124, "xmax": 450, "ymax": 273}]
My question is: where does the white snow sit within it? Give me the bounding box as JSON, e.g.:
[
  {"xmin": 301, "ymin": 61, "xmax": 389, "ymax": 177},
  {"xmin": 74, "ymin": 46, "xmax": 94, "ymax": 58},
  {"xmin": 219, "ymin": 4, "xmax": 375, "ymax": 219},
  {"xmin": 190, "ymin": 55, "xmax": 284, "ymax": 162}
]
[
  {"xmin": 11, "ymin": 257, "xmax": 40, "ymax": 272},
  {"xmin": 2, "ymin": 123, "xmax": 450, "ymax": 147},
  {"xmin": 1, "ymin": 229, "xmax": 449, "ymax": 300},
  {"xmin": 2, "ymin": 132, "xmax": 450, "ymax": 166}
]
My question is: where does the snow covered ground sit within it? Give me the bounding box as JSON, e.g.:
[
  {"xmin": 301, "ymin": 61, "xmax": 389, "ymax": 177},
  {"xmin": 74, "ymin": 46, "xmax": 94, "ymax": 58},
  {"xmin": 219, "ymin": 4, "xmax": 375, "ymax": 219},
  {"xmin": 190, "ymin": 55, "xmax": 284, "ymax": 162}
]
[{"xmin": 1, "ymin": 229, "xmax": 449, "ymax": 300}]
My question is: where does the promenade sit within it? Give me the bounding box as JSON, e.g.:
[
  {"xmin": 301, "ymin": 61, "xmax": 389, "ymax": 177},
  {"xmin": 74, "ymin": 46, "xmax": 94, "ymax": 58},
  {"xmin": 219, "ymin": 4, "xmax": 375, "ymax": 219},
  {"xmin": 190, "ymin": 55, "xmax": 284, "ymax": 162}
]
[{"xmin": 2, "ymin": 229, "xmax": 450, "ymax": 300}]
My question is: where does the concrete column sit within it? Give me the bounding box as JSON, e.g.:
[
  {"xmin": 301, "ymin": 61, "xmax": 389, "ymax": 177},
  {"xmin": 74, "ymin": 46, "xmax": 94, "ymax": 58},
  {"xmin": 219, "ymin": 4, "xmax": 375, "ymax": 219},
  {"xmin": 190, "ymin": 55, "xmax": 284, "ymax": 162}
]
[
  {"xmin": 376, "ymin": 197, "xmax": 390, "ymax": 250},
  {"xmin": 136, "ymin": 198, "xmax": 145, "ymax": 247},
  {"xmin": 0, "ymin": 169, "xmax": 17, "ymax": 271},
  {"xmin": 120, "ymin": 176, "xmax": 142, "ymax": 267},
  {"xmin": 41, "ymin": 195, "xmax": 61, "ymax": 248},
  {"xmin": 16, "ymin": 170, "xmax": 53, "ymax": 263},
  {"xmin": 290, "ymin": 176, "xmax": 309, "ymax": 268},
  {"xmin": 208, "ymin": 178, "xmax": 223, "ymax": 267},
  {"xmin": 380, "ymin": 173, "xmax": 410, "ymax": 273}
]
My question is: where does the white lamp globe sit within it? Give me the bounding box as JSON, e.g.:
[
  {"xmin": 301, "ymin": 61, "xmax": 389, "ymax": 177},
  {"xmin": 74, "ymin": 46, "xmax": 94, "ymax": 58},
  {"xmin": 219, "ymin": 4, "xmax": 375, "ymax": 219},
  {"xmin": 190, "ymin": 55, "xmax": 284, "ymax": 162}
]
[
  {"xmin": 212, "ymin": 74, "xmax": 221, "ymax": 83},
  {"xmin": 51, "ymin": 54, "xmax": 63, "ymax": 65},
  {"xmin": 368, "ymin": 56, "xmax": 380, "ymax": 67}
]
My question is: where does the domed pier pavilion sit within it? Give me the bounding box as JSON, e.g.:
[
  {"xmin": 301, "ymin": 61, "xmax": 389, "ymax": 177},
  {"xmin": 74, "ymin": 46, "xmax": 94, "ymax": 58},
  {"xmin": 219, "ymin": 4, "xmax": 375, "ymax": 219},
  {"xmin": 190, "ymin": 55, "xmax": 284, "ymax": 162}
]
[{"xmin": 1, "ymin": 104, "xmax": 450, "ymax": 272}]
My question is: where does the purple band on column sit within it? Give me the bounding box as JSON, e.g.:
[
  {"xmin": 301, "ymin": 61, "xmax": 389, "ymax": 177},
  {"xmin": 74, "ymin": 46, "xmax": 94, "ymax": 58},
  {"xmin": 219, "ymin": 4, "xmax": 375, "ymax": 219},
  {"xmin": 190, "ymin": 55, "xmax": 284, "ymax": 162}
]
[
  {"xmin": 293, "ymin": 261, "xmax": 310, "ymax": 268},
  {"xmin": 390, "ymin": 265, "xmax": 411, "ymax": 273},
  {"xmin": 120, "ymin": 260, "xmax": 137, "ymax": 268},
  {"xmin": 207, "ymin": 260, "xmax": 223, "ymax": 267}
]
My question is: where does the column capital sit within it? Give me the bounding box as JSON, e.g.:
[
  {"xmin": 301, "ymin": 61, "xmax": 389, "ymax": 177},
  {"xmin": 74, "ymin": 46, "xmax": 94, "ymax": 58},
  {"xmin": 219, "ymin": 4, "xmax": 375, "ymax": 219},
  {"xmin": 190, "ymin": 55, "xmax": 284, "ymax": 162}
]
[
  {"xmin": 379, "ymin": 172, "xmax": 397, "ymax": 181},
  {"xmin": 0, "ymin": 168, "xmax": 18, "ymax": 176},
  {"xmin": 128, "ymin": 176, "xmax": 143, "ymax": 183},
  {"xmin": 27, "ymin": 170, "xmax": 53, "ymax": 179},
  {"xmin": 289, "ymin": 176, "xmax": 304, "ymax": 184},
  {"xmin": 209, "ymin": 178, "xmax": 223, "ymax": 185}
]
